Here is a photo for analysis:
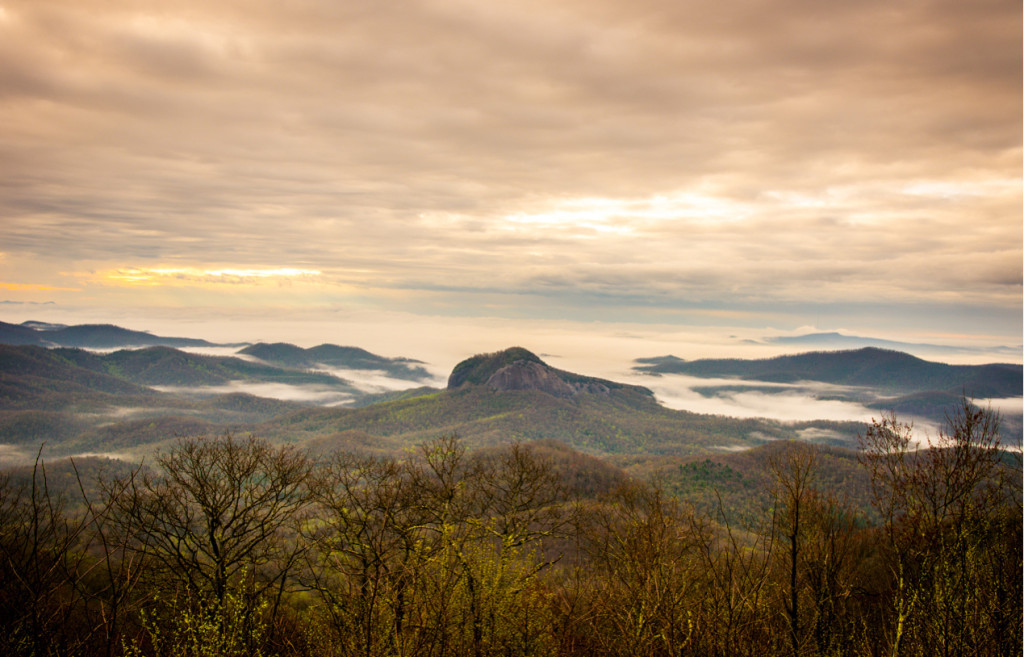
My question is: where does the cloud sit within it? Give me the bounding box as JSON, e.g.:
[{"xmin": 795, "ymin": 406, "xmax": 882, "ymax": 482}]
[
  {"xmin": 97, "ymin": 267, "xmax": 322, "ymax": 287},
  {"xmin": 625, "ymin": 371, "xmax": 947, "ymax": 433},
  {"xmin": 153, "ymin": 382, "xmax": 356, "ymax": 406},
  {"xmin": 0, "ymin": 0, "xmax": 1018, "ymax": 340},
  {"xmin": 0, "ymin": 282, "xmax": 80, "ymax": 291},
  {"xmin": 0, "ymin": 300, "xmax": 56, "ymax": 305}
]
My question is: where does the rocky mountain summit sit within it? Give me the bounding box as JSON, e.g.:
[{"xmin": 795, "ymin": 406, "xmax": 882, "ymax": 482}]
[{"xmin": 447, "ymin": 347, "xmax": 651, "ymax": 398}]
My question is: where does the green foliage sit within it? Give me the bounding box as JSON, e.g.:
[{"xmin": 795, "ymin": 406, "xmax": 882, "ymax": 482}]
[{"xmin": 125, "ymin": 587, "xmax": 269, "ymax": 657}]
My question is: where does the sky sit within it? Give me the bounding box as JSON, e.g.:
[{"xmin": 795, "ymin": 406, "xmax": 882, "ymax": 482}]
[{"xmin": 0, "ymin": 0, "xmax": 1021, "ymax": 370}]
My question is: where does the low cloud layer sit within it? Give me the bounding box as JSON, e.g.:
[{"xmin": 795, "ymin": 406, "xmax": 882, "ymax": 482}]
[
  {"xmin": 154, "ymin": 381, "xmax": 356, "ymax": 406},
  {"xmin": 627, "ymin": 372, "xmax": 882, "ymax": 423},
  {"xmin": 0, "ymin": 0, "xmax": 1019, "ymax": 343}
]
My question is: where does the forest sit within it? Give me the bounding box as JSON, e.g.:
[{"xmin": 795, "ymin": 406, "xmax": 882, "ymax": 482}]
[{"xmin": 0, "ymin": 398, "xmax": 1020, "ymax": 657}]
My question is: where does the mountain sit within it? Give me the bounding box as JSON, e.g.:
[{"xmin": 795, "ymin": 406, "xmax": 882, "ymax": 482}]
[
  {"xmin": 0, "ymin": 321, "xmax": 48, "ymax": 345},
  {"xmin": 756, "ymin": 331, "xmax": 1021, "ymax": 358},
  {"xmin": 764, "ymin": 331, "xmax": 944, "ymax": 350},
  {"xmin": 6, "ymin": 339, "xmax": 1016, "ymax": 473},
  {"xmin": 0, "ymin": 344, "xmax": 334, "ymax": 454},
  {"xmin": 56, "ymin": 345, "xmax": 361, "ymax": 389},
  {"xmin": 634, "ymin": 348, "xmax": 1022, "ymax": 439},
  {"xmin": 0, "ymin": 344, "xmax": 159, "ymax": 408},
  {"xmin": 634, "ymin": 347, "xmax": 1022, "ymax": 398},
  {"xmin": 259, "ymin": 347, "xmax": 859, "ymax": 467},
  {"xmin": 0, "ymin": 320, "xmax": 234, "ymax": 349},
  {"xmin": 240, "ymin": 342, "xmax": 432, "ymax": 381},
  {"xmin": 447, "ymin": 346, "xmax": 650, "ymax": 397}
]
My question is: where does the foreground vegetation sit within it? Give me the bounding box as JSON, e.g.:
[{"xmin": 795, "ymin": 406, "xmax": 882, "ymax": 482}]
[{"xmin": 0, "ymin": 399, "xmax": 1019, "ymax": 657}]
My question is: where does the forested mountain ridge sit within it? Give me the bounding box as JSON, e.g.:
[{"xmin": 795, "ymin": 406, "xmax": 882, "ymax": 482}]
[
  {"xmin": 240, "ymin": 342, "xmax": 432, "ymax": 380},
  {"xmin": 0, "ymin": 344, "xmax": 359, "ymax": 398},
  {"xmin": 634, "ymin": 348, "xmax": 1023, "ymax": 439},
  {"xmin": 0, "ymin": 320, "xmax": 230, "ymax": 349},
  {"xmin": 634, "ymin": 347, "xmax": 1022, "ymax": 397},
  {"xmin": 1, "ymin": 338, "xmax": 1018, "ymax": 467}
]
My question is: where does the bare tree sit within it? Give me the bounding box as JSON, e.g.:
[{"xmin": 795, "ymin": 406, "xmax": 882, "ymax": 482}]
[
  {"xmin": 303, "ymin": 451, "xmax": 421, "ymax": 657},
  {"xmin": 574, "ymin": 481, "xmax": 702, "ymax": 657},
  {"xmin": 0, "ymin": 456, "xmax": 88, "ymax": 656},
  {"xmin": 860, "ymin": 398, "xmax": 1019, "ymax": 657},
  {"xmin": 768, "ymin": 443, "xmax": 818, "ymax": 657},
  {"xmin": 107, "ymin": 433, "xmax": 312, "ymax": 649}
]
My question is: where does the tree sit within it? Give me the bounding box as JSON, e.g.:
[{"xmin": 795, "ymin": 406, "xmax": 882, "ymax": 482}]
[
  {"xmin": 768, "ymin": 443, "xmax": 817, "ymax": 657},
  {"xmin": 860, "ymin": 398, "xmax": 1020, "ymax": 657},
  {"xmin": 303, "ymin": 436, "xmax": 569, "ymax": 657},
  {"xmin": 0, "ymin": 456, "xmax": 86, "ymax": 656},
  {"xmin": 107, "ymin": 433, "xmax": 312, "ymax": 652},
  {"xmin": 303, "ymin": 451, "xmax": 420, "ymax": 657},
  {"xmin": 768, "ymin": 443, "xmax": 863, "ymax": 657},
  {"xmin": 574, "ymin": 482, "xmax": 702, "ymax": 657}
]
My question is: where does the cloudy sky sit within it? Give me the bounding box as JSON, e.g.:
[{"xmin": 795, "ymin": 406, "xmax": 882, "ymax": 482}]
[{"xmin": 0, "ymin": 0, "xmax": 1020, "ymax": 364}]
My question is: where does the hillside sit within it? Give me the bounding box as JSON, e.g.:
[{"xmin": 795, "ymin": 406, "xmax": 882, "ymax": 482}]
[
  {"xmin": 2, "ymin": 338, "xmax": 1017, "ymax": 473},
  {"xmin": 0, "ymin": 345, "xmax": 314, "ymax": 456},
  {"xmin": 260, "ymin": 348, "xmax": 864, "ymax": 469},
  {"xmin": 0, "ymin": 344, "xmax": 359, "ymax": 399},
  {"xmin": 240, "ymin": 342, "xmax": 432, "ymax": 381},
  {"xmin": 58, "ymin": 346, "xmax": 362, "ymax": 389},
  {"xmin": 653, "ymin": 441, "xmax": 876, "ymax": 527},
  {"xmin": 0, "ymin": 344, "xmax": 162, "ymax": 411}
]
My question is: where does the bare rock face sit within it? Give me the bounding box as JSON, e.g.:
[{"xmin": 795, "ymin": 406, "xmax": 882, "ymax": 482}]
[
  {"xmin": 484, "ymin": 360, "xmax": 576, "ymax": 397},
  {"xmin": 447, "ymin": 347, "xmax": 635, "ymax": 399},
  {"xmin": 446, "ymin": 347, "xmax": 545, "ymax": 389}
]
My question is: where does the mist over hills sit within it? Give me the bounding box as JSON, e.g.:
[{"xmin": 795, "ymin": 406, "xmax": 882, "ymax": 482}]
[
  {"xmin": 755, "ymin": 331, "xmax": 1022, "ymax": 359},
  {"xmin": 239, "ymin": 342, "xmax": 431, "ymax": 381},
  {"xmin": 633, "ymin": 347, "xmax": 1021, "ymax": 396},
  {"xmin": 0, "ymin": 336, "xmax": 436, "ymax": 460},
  {"xmin": 257, "ymin": 348, "xmax": 863, "ymax": 470},
  {"xmin": 634, "ymin": 347, "xmax": 1022, "ymax": 436},
  {"xmin": 0, "ymin": 322, "xmax": 1020, "ymax": 470}
]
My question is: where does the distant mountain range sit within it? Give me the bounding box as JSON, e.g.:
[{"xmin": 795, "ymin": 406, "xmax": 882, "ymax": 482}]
[
  {"xmin": 0, "ymin": 344, "xmax": 860, "ymax": 467},
  {"xmin": 0, "ymin": 335, "xmax": 437, "ymax": 456},
  {"xmin": 753, "ymin": 331, "xmax": 1021, "ymax": 358},
  {"xmin": 0, "ymin": 320, "xmax": 436, "ymax": 382},
  {"xmin": 633, "ymin": 347, "xmax": 1021, "ymax": 397},
  {"xmin": 1, "ymin": 320, "xmax": 1019, "ymax": 471},
  {"xmin": 239, "ymin": 342, "xmax": 431, "ymax": 381},
  {"xmin": 0, "ymin": 320, "xmax": 230, "ymax": 349},
  {"xmin": 633, "ymin": 347, "xmax": 1022, "ymax": 437}
]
